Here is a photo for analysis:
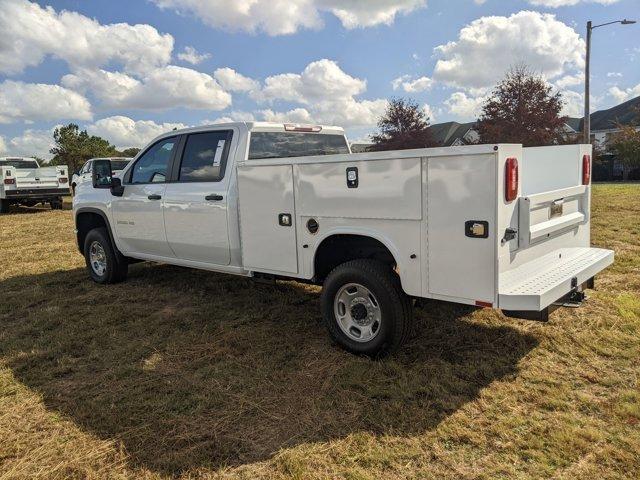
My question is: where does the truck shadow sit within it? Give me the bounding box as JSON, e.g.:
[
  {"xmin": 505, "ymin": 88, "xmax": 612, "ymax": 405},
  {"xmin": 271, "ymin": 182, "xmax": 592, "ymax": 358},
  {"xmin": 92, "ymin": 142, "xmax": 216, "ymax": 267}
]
[{"xmin": 0, "ymin": 264, "xmax": 538, "ymax": 475}]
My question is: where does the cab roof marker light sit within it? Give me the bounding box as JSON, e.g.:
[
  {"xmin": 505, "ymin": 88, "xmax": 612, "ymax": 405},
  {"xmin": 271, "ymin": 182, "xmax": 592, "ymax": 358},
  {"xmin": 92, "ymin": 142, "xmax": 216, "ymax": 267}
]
[{"xmin": 284, "ymin": 124, "xmax": 323, "ymax": 133}]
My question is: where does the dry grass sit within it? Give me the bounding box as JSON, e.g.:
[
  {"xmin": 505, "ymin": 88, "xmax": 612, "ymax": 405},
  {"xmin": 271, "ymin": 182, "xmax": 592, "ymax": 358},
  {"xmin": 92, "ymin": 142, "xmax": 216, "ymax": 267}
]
[{"xmin": 0, "ymin": 184, "xmax": 638, "ymax": 479}]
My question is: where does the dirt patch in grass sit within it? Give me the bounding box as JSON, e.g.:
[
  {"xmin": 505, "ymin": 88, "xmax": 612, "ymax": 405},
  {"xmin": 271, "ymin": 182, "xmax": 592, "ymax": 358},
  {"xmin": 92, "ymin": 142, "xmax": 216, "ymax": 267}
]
[{"xmin": 0, "ymin": 184, "xmax": 639, "ymax": 479}]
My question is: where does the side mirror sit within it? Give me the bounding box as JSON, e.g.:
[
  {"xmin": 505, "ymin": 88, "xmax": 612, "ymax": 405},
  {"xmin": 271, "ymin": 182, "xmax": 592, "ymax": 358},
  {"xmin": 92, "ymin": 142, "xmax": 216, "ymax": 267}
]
[
  {"xmin": 92, "ymin": 159, "xmax": 112, "ymax": 188},
  {"xmin": 110, "ymin": 177, "xmax": 125, "ymax": 197}
]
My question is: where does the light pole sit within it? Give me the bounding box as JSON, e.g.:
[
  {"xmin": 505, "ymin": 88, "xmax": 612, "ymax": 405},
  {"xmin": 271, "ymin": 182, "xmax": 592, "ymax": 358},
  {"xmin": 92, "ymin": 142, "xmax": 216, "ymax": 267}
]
[{"xmin": 584, "ymin": 19, "xmax": 636, "ymax": 144}]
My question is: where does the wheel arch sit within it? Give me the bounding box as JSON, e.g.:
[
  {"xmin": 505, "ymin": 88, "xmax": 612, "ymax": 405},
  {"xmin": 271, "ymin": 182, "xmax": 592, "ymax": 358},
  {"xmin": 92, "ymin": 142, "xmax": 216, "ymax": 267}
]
[
  {"xmin": 75, "ymin": 207, "xmax": 117, "ymax": 254},
  {"xmin": 311, "ymin": 229, "xmax": 402, "ymax": 283}
]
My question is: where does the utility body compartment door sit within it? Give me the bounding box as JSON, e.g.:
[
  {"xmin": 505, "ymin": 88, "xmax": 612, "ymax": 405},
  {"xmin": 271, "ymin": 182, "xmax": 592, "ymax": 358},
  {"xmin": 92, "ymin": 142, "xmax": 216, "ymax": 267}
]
[
  {"xmin": 237, "ymin": 164, "xmax": 298, "ymax": 274},
  {"xmin": 427, "ymin": 154, "xmax": 496, "ymax": 304}
]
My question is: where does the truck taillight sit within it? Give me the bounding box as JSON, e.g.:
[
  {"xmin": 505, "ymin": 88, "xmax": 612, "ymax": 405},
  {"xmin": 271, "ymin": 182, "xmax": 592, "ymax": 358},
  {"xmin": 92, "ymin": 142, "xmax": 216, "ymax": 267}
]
[
  {"xmin": 4, "ymin": 178, "xmax": 15, "ymax": 185},
  {"xmin": 59, "ymin": 177, "xmax": 68, "ymax": 184},
  {"xmin": 582, "ymin": 155, "xmax": 591, "ymax": 185},
  {"xmin": 505, "ymin": 157, "xmax": 519, "ymax": 202}
]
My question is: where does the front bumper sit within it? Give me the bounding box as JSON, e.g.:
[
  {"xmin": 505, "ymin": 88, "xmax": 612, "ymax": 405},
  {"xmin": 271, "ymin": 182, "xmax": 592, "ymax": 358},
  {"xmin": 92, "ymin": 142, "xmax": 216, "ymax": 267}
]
[
  {"xmin": 3, "ymin": 187, "xmax": 70, "ymax": 200},
  {"xmin": 499, "ymin": 247, "xmax": 614, "ymax": 312}
]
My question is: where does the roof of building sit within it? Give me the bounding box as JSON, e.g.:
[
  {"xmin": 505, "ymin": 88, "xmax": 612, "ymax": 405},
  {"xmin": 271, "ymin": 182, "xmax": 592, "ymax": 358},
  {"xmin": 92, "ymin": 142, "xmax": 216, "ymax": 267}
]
[
  {"xmin": 568, "ymin": 95, "xmax": 640, "ymax": 133},
  {"xmin": 426, "ymin": 121, "xmax": 476, "ymax": 146}
]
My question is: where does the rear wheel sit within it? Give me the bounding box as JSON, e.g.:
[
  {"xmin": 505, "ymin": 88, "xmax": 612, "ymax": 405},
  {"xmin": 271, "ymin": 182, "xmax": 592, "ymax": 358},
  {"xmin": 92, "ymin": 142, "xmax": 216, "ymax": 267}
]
[
  {"xmin": 84, "ymin": 227, "xmax": 128, "ymax": 284},
  {"xmin": 321, "ymin": 259, "xmax": 413, "ymax": 357},
  {"xmin": 0, "ymin": 199, "xmax": 9, "ymax": 214},
  {"xmin": 50, "ymin": 199, "xmax": 63, "ymax": 210}
]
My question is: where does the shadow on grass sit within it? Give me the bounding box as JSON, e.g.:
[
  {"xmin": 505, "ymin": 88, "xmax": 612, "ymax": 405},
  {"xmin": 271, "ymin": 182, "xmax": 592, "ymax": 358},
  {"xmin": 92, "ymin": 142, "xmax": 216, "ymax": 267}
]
[{"xmin": 0, "ymin": 263, "xmax": 538, "ymax": 475}]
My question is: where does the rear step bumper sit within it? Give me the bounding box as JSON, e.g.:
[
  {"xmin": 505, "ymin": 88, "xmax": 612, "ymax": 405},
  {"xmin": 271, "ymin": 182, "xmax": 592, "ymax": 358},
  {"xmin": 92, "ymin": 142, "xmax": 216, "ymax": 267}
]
[
  {"xmin": 4, "ymin": 188, "xmax": 70, "ymax": 199},
  {"xmin": 499, "ymin": 247, "xmax": 614, "ymax": 313}
]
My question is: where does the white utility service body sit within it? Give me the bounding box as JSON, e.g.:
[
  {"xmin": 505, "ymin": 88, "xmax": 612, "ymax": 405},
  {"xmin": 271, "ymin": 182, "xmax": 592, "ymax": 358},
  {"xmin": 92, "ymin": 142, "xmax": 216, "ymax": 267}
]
[
  {"xmin": 73, "ymin": 122, "xmax": 613, "ymax": 355},
  {"xmin": 0, "ymin": 157, "xmax": 70, "ymax": 212},
  {"xmin": 237, "ymin": 143, "xmax": 612, "ymax": 311}
]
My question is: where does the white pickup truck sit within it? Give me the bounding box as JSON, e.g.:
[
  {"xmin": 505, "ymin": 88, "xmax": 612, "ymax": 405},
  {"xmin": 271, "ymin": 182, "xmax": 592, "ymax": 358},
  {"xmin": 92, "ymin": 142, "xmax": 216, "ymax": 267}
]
[
  {"xmin": 73, "ymin": 122, "xmax": 614, "ymax": 356},
  {"xmin": 1, "ymin": 157, "xmax": 70, "ymax": 213}
]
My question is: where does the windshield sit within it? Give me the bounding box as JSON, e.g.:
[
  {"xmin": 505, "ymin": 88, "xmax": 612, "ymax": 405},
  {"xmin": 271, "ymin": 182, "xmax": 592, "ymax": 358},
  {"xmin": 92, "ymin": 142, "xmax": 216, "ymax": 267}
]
[
  {"xmin": 111, "ymin": 160, "xmax": 131, "ymax": 171},
  {"xmin": 249, "ymin": 132, "xmax": 349, "ymax": 160},
  {"xmin": 0, "ymin": 159, "xmax": 39, "ymax": 169}
]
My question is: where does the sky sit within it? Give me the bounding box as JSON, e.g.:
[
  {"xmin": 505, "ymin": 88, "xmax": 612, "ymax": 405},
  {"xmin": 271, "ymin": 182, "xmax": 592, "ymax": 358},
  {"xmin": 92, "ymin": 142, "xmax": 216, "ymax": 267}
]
[{"xmin": 0, "ymin": 0, "xmax": 638, "ymax": 159}]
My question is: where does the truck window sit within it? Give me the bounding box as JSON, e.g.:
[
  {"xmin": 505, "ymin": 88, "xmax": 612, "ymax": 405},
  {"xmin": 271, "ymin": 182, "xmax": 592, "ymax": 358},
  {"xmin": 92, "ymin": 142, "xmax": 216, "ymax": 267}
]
[
  {"xmin": 248, "ymin": 132, "xmax": 349, "ymax": 160},
  {"xmin": 178, "ymin": 131, "xmax": 232, "ymax": 182},
  {"xmin": 0, "ymin": 159, "xmax": 39, "ymax": 169},
  {"xmin": 129, "ymin": 138, "xmax": 177, "ymax": 184},
  {"xmin": 111, "ymin": 160, "xmax": 130, "ymax": 171}
]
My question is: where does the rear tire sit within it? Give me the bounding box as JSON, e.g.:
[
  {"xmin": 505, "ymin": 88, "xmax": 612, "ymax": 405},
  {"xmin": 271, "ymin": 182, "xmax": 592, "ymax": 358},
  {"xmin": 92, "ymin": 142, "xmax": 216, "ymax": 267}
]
[
  {"xmin": 84, "ymin": 227, "xmax": 128, "ymax": 284},
  {"xmin": 50, "ymin": 199, "xmax": 63, "ymax": 210},
  {"xmin": 321, "ymin": 259, "xmax": 413, "ymax": 357},
  {"xmin": 0, "ymin": 199, "xmax": 9, "ymax": 214}
]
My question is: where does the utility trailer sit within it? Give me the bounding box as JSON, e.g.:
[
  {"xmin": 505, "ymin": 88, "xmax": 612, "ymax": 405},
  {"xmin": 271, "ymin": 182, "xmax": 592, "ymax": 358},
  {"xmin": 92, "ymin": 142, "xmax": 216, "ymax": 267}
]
[{"xmin": 74, "ymin": 123, "xmax": 614, "ymax": 356}]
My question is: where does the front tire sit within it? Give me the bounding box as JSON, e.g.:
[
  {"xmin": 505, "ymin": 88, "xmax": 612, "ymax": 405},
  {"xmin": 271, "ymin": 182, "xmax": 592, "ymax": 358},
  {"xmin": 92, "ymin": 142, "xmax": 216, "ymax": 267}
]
[
  {"xmin": 84, "ymin": 227, "xmax": 128, "ymax": 284},
  {"xmin": 321, "ymin": 259, "xmax": 413, "ymax": 357}
]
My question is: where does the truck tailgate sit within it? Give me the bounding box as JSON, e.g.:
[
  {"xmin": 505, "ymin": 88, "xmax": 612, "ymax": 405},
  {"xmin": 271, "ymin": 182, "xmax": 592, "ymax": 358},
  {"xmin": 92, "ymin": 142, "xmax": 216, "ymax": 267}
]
[
  {"xmin": 15, "ymin": 167, "xmax": 62, "ymax": 188},
  {"xmin": 499, "ymin": 247, "xmax": 613, "ymax": 310}
]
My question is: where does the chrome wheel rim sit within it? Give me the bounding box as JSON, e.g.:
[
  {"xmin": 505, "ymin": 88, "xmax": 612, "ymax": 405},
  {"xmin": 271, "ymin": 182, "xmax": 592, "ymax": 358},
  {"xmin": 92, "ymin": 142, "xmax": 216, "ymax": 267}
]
[
  {"xmin": 333, "ymin": 283, "xmax": 381, "ymax": 343},
  {"xmin": 89, "ymin": 241, "xmax": 107, "ymax": 276}
]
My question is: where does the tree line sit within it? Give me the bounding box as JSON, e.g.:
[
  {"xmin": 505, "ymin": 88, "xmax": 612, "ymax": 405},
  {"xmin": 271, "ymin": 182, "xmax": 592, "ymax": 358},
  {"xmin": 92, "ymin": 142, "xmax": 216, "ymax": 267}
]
[
  {"xmin": 47, "ymin": 124, "xmax": 140, "ymax": 174},
  {"xmin": 41, "ymin": 65, "xmax": 638, "ymax": 173},
  {"xmin": 370, "ymin": 66, "xmax": 640, "ymax": 172}
]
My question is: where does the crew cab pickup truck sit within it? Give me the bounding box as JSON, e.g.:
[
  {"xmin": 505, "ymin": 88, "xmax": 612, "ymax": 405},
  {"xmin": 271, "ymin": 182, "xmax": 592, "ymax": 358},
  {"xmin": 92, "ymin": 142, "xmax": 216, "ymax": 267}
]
[
  {"xmin": 1, "ymin": 157, "xmax": 70, "ymax": 213},
  {"xmin": 73, "ymin": 122, "xmax": 614, "ymax": 356}
]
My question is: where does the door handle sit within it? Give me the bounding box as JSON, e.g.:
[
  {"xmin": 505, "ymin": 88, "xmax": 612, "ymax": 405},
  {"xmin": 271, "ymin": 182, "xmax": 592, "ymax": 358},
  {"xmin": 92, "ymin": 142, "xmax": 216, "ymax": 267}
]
[
  {"xmin": 148, "ymin": 194, "xmax": 162, "ymax": 200},
  {"xmin": 205, "ymin": 194, "xmax": 224, "ymax": 201}
]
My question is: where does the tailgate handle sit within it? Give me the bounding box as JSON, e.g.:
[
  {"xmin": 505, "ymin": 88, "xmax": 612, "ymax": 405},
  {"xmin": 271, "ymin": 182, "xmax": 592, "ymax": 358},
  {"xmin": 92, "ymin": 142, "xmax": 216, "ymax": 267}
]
[
  {"xmin": 148, "ymin": 194, "xmax": 162, "ymax": 200},
  {"xmin": 205, "ymin": 194, "xmax": 223, "ymax": 201}
]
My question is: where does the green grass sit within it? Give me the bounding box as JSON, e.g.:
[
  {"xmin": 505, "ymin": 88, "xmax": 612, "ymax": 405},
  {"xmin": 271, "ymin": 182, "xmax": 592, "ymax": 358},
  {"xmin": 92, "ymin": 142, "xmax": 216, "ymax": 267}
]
[{"xmin": 0, "ymin": 184, "xmax": 638, "ymax": 479}]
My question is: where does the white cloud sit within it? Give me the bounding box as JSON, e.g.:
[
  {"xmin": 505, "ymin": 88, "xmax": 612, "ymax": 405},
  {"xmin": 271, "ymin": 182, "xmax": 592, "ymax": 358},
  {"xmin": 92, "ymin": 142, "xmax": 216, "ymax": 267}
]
[
  {"xmin": 423, "ymin": 104, "xmax": 436, "ymax": 122},
  {"xmin": 609, "ymin": 83, "xmax": 640, "ymax": 103},
  {"xmin": 259, "ymin": 59, "xmax": 366, "ymax": 104},
  {"xmin": 527, "ymin": 0, "xmax": 620, "ymax": 7},
  {"xmin": 0, "ymin": 136, "xmax": 6, "ymax": 155},
  {"xmin": 62, "ymin": 66, "xmax": 231, "ymax": 111},
  {"xmin": 444, "ymin": 92, "xmax": 487, "ymax": 120},
  {"xmin": 0, "ymin": 0, "xmax": 173, "ymax": 75},
  {"xmin": 87, "ymin": 116, "xmax": 188, "ymax": 149},
  {"xmin": 2, "ymin": 128, "xmax": 57, "ymax": 160},
  {"xmin": 560, "ymin": 90, "xmax": 585, "ymax": 117},
  {"xmin": 253, "ymin": 59, "xmax": 387, "ymax": 128},
  {"xmin": 214, "ymin": 68, "xmax": 260, "ymax": 92},
  {"xmin": 607, "ymin": 72, "xmax": 623, "ymax": 78},
  {"xmin": 150, "ymin": 0, "xmax": 425, "ymax": 36},
  {"xmin": 554, "ymin": 73, "xmax": 583, "ymax": 89},
  {"xmin": 0, "ymin": 80, "xmax": 92, "ymax": 124},
  {"xmin": 391, "ymin": 75, "xmax": 434, "ymax": 92},
  {"xmin": 433, "ymin": 11, "xmax": 584, "ymax": 91},
  {"xmin": 177, "ymin": 46, "xmax": 211, "ymax": 65}
]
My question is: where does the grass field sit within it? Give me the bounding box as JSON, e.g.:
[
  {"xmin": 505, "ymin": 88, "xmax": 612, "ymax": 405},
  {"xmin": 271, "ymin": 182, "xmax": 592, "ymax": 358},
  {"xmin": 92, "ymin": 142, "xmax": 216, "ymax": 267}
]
[{"xmin": 0, "ymin": 184, "xmax": 638, "ymax": 479}]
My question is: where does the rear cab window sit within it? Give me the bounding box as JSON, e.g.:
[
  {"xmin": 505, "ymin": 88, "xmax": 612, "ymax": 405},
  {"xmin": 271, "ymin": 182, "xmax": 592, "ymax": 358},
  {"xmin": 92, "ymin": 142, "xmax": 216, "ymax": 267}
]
[
  {"xmin": 0, "ymin": 159, "xmax": 39, "ymax": 169},
  {"xmin": 248, "ymin": 132, "xmax": 349, "ymax": 160}
]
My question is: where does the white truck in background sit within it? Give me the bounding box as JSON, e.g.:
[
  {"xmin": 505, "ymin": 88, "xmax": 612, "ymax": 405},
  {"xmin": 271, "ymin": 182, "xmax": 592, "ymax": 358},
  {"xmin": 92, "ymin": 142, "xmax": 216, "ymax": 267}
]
[
  {"xmin": 0, "ymin": 157, "xmax": 70, "ymax": 213},
  {"xmin": 73, "ymin": 122, "xmax": 614, "ymax": 356},
  {"xmin": 71, "ymin": 157, "xmax": 133, "ymax": 195}
]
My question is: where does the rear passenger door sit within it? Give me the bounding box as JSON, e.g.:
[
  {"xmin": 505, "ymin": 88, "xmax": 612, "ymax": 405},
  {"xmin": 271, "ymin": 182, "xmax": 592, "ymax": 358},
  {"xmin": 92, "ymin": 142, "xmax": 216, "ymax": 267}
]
[{"xmin": 163, "ymin": 129, "xmax": 234, "ymax": 265}]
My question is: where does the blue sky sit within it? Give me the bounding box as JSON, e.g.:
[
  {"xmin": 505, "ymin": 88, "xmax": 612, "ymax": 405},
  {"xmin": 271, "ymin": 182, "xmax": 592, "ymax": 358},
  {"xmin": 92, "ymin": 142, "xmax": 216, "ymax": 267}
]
[{"xmin": 0, "ymin": 0, "xmax": 638, "ymax": 158}]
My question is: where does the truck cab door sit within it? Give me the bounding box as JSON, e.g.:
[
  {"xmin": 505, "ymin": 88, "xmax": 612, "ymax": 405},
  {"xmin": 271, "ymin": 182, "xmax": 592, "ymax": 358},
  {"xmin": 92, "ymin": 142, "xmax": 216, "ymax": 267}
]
[
  {"xmin": 111, "ymin": 137, "xmax": 178, "ymax": 258},
  {"xmin": 162, "ymin": 130, "xmax": 234, "ymax": 266}
]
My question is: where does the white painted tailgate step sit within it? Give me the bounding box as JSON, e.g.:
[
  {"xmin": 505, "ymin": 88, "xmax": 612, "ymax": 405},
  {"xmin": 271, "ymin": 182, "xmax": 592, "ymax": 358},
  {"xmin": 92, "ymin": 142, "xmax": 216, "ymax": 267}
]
[{"xmin": 499, "ymin": 248, "xmax": 614, "ymax": 311}]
